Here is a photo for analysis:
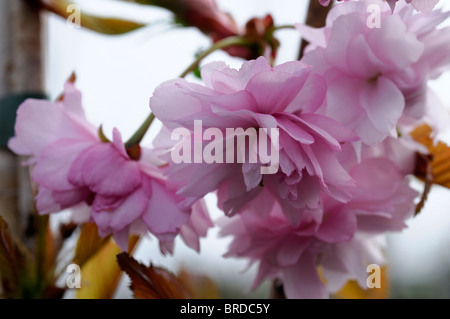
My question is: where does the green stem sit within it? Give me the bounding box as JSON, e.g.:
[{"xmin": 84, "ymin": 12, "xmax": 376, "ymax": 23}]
[
  {"xmin": 271, "ymin": 25, "xmax": 296, "ymax": 32},
  {"xmin": 35, "ymin": 214, "xmax": 49, "ymax": 296},
  {"xmin": 179, "ymin": 36, "xmax": 250, "ymax": 78},
  {"xmin": 124, "ymin": 36, "xmax": 250, "ymax": 148},
  {"xmin": 124, "ymin": 113, "xmax": 155, "ymax": 149}
]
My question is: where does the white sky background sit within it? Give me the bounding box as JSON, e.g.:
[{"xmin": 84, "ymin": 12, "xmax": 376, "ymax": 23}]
[{"xmin": 43, "ymin": 0, "xmax": 450, "ymax": 298}]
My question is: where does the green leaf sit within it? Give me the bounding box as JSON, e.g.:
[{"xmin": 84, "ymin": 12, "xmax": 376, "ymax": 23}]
[{"xmin": 193, "ymin": 66, "xmax": 202, "ymax": 79}]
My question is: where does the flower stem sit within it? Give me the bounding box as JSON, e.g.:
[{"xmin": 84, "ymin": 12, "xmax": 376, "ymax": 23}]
[
  {"xmin": 179, "ymin": 36, "xmax": 250, "ymax": 78},
  {"xmin": 271, "ymin": 25, "xmax": 296, "ymax": 32},
  {"xmin": 124, "ymin": 36, "xmax": 251, "ymax": 149}
]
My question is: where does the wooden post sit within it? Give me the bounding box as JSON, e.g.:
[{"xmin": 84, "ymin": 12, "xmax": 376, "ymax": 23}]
[{"xmin": 0, "ymin": 0, "xmax": 43, "ymax": 243}]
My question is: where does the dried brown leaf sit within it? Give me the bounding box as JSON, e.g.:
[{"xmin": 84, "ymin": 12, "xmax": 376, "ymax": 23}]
[
  {"xmin": 178, "ymin": 268, "xmax": 220, "ymax": 299},
  {"xmin": 0, "ymin": 216, "xmax": 28, "ymax": 296},
  {"xmin": 117, "ymin": 252, "xmax": 191, "ymax": 299}
]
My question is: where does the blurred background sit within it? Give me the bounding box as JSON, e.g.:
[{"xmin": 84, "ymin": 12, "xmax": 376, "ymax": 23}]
[{"xmin": 4, "ymin": 0, "xmax": 450, "ymax": 298}]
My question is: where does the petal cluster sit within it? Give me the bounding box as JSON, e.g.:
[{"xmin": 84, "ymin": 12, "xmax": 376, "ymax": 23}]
[
  {"xmin": 220, "ymin": 157, "xmax": 418, "ymax": 298},
  {"xmin": 302, "ymin": 0, "xmax": 450, "ymax": 144},
  {"xmin": 152, "ymin": 57, "xmax": 358, "ymax": 224},
  {"xmin": 9, "ymin": 83, "xmax": 211, "ymax": 251},
  {"xmin": 319, "ymin": 0, "xmax": 440, "ymax": 14}
]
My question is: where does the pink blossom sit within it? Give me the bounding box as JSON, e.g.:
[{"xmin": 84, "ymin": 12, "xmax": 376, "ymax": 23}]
[
  {"xmin": 390, "ymin": 0, "xmax": 439, "ymax": 14},
  {"xmin": 299, "ymin": 0, "xmax": 450, "ymax": 145},
  {"xmin": 151, "ymin": 57, "xmax": 358, "ymax": 224},
  {"xmin": 220, "ymin": 157, "xmax": 418, "ymax": 298},
  {"xmin": 319, "ymin": 0, "xmax": 346, "ymax": 6},
  {"xmin": 9, "ymin": 83, "xmax": 211, "ymax": 251},
  {"xmin": 8, "ymin": 82, "xmax": 99, "ymax": 213},
  {"xmin": 319, "ymin": 0, "xmax": 440, "ymax": 14}
]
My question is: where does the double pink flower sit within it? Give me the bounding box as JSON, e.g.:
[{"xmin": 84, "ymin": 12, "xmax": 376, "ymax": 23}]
[
  {"xmin": 319, "ymin": 0, "xmax": 439, "ymax": 14},
  {"xmin": 9, "ymin": 83, "xmax": 211, "ymax": 251},
  {"xmin": 220, "ymin": 157, "xmax": 418, "ymax": 298},
  {"xmin": 151, "ymin": 57, "xmax": 358, "ymax": 224},
  {"xmin": 300, "ymin": 0, "xmax": 450, "ymax": 145}
]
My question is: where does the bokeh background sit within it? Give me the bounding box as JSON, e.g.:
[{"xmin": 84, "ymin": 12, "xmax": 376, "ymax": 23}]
[{"xmin": 42, "ymin": 0, "xmax": 450, "ymax": 298}]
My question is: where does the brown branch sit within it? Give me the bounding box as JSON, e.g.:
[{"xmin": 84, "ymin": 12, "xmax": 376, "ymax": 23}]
[
  {"xmin": 298, "ymin": 0, "xmax": 333, "ymax": 60},
  {"xmin": 270, "ymin": 279, "xmax": 286, "ymax": 299}
]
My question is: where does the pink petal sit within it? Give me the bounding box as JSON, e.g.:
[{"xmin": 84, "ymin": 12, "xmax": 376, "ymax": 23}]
[
  {"xmin": 276, "ymin": 114, "xmax": 315, "ymax": 144},
  {"xmin": 150, "ymin": 79, "xmax": 215, "ymax": 126},
  {"xmin": 282, "ymin": 252, "xmax": 328, "ymax": 299},
  {"xmin": 276, "ymin": 237, "xmax": 311, "ymax": 267},
  {"xmin": 284, "ymin": 74, "xmax": 327, "ymax": 114},
  {"xmin": 33, "ymin": 139, "xmax": 94, "ymax": 190},
  {"xmin": 367, "ymin": 15, "xmax": 424, "ymax": 68},
  {"xmin": 113, "ymin": 228, "xmax": 131, "ymax": 251},
  {"xmin": 315, "ymin": 208, "xmax": 356, "ymax": 243},
  {"xmin": 8, "ymin": 99, "xmax": 96, "ymax": 157},
  {"xmin": 245, "ymin": 71, "xmax": 306, "ymax": 114},
  {"xmin": 142, "ymin": 179, "xmax": 190, "ymax": 240},
  {"xmin": 347, "ymin": 34, "xmax": 386, "ymax": 79},
  {"xmin": 68, "ymin": 143, "xmax": 142, "ymax": 197},
  {"xmin": 324, "ymin": 14, "xmax": 367, "ymax": 74},
  {"xmin": 92, "ymin": 180, "xmax": 149, "ymax": 232},
  {"xmin": 359, "ymin": 76, "xmax": 404, "ymax": 136},
  {"xmin": 35, "ymin": 187, "xmax": 61, "ymax": 214}
]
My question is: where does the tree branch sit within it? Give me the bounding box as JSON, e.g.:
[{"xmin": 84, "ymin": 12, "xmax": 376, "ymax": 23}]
[{"xmin": 298, "ymin": 0, "xmax": 333, "ymax": 59}]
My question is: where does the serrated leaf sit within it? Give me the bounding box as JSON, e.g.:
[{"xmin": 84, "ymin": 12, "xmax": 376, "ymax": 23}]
[
  {"xmin": 178, "ymin": 268, "xmax": 220, "ymax": 299},
  {"xmin": 0, "ymin": 216, "xmax": 29, "ymax": 297},
  {"xmin": 75, "ymin": 229, "xmax": 139, "ymax": 299},
  {"xmin": 333, "ymin": 266, "xmax": 389, "ymax": 299},
  {"xmin": 41, "ymin": 0, "xmax": 145, "ymax": 35},
  {"xmin": 117, "ymin": 252, "xmax": 191, "ymax": 299},
  {"xmin": 411, "ymin": 124, "xmax": 450, "ymax": 189}
]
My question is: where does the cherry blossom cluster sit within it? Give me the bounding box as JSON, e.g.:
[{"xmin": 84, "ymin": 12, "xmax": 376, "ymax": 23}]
[{"xmin": 8, "ymin": 0, "xmax": 450, "ymax": 298}]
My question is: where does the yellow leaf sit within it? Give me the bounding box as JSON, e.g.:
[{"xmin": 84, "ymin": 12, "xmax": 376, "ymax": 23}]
[
  {"xmin": 76, "ymin": 239, "xmax": 121, "ymax": 299},
  {"xmin": 411, "ymin": 124, "xmax": 450, "ymax": 188},
  {"xmin": 73, "ymin": 222, "xmax": 109, "ymax": 267},
  {"xmin": 41, "ymin": 0, "xmax": 145, "ymax": 35},
  {"xmin": 74, "ymin": 223, "xmax": 139, "ymax": 299}
]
